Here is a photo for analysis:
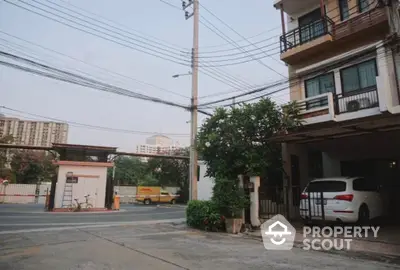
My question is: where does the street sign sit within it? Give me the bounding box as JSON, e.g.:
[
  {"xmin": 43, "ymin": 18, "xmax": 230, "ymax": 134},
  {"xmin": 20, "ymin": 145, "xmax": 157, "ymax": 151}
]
[{"xmin": 66, "ymin": 176, "xmax": 78, "ymax": 183}]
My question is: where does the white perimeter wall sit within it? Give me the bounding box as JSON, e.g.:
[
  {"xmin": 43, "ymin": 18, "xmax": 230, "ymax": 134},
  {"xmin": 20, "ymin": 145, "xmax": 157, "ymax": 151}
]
[
  {"xmin": 197, "ymin": 161, "xmax": 214, "ymax": 201},
  {"xmin": 55, "ymin": 165, "xmax": 107, "ymax": 209},
  {"xmin": 0, "ymin": 183, "xmax": 51, "ymax": 204}
]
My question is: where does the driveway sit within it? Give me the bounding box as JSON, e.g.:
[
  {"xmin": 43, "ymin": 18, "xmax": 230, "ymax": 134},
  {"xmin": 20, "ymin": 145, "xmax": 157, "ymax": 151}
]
[{"xmin": 1, "ymin": 204, "xmax": 399, "ymax": 269}]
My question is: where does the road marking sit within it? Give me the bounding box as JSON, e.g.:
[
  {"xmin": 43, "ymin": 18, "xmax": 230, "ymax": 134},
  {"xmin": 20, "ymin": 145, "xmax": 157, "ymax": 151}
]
[{"xmin": 0, "ymin": 218, "xmax": 186, "ymax": 235}]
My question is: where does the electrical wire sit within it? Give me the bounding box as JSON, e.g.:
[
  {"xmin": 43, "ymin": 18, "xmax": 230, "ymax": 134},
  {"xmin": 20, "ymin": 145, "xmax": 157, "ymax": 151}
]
[
  {"xmin": 156, "ymin": 0, "xmax": 261, "ymax": 93},
  {"xmin": 4, "ymin": 0, "xmax": 191, "ymax": 66},
  {"xmin": 0, "ymin": 32, "xmax": 190, "ymax": 99},
  {"xmin": 198, "ymin": 2, "xmax": 286, "ymax": 70},
  {"xmin": 198, "ymin": 14, "xmax": 286, "ymax": 75},
  {"xmin": 55, "ymin": 0, "xmax": 189, "ymax": 52},
  {"xmin": 0, "ymin": 106, "xmax": 190, "ymax": 137},
  {"xmin": 196, "ymin": 0, "xmax": 386, "ymax": 105},
  {"xmin": 202, "ymin": 37, "xmax": 399, "ymax": 109},
  {"xmin": 0, "ymin": 50, "xmax": 188, "ymax": 109},
  {"xmin": 0, "ymin": 50, "xmax": 214, "ymax": 116},
  {"xmin": 7, "ymin": 0, "xmax": 256, "ymax": 91}
]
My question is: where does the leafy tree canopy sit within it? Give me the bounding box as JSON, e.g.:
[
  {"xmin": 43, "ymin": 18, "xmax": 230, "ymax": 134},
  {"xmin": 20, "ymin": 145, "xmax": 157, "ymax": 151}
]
[
  {"xmin": 10, "ymin": 150, "xmax": 56, "ymax": 184},
  {"xmin": 108, "ymin": 156, "xmax": 148, "ymax": 185},
  {"xmin": 197, "ymin": 98, "xmax": 302, "ymax": 179}
]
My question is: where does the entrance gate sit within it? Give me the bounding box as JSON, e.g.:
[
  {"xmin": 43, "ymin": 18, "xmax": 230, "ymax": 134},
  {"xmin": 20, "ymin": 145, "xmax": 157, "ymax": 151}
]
[{"xmin": 259, "ymin": 185, "xmax": 288, "ymax": 219}]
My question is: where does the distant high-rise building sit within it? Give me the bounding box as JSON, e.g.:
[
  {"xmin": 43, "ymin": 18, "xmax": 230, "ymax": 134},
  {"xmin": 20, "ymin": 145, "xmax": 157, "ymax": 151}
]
[
  {"xmin": 0, "ymin": 116, "xmax": 69, "ymax": 146},
  {"xmin": 136, "ymin": 135, "xmax": 186, "ymax": 161},
  {"xmin": 145, "ymin": 135, "xmax": 173, "ymax": 146}
]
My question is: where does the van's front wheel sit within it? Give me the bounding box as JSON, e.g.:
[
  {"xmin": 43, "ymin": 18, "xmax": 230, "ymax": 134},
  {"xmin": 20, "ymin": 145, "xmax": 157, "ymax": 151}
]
[{"xmin": 170, "ymin": 199, "xmax": 176, "ymax": 205}]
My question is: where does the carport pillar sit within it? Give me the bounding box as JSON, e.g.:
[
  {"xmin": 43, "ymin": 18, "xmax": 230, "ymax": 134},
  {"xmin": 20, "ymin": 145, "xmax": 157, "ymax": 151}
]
[{"xmin": 250, "ymin": 176, "xmax": 261, "ymax": 227}]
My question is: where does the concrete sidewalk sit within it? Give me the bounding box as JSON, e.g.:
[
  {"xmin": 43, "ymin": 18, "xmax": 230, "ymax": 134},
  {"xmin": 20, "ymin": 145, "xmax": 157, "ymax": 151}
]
[{"xmin": 244, "ymin": 229, "xmax": 400, "ymax": 260}]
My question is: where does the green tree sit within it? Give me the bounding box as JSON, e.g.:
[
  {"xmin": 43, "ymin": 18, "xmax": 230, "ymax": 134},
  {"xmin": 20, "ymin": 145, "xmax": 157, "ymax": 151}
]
[
  {"xmin": 10, "ymin": 150, "xmax": 56, "ymax": 184},
  {"xmin": 147, "ymin": 149, "xmax": 190, "ymax": 201},
  {"xmin": 108, "ymin": 156, "xmax": 149, "ymax": 185},
  {"xmin": 197, "ymin": 98, "xmax": 302, "ymax": 180},
  {"xmin": 0, "ymin": 135, "xmax": 14, "ymax": 180}
]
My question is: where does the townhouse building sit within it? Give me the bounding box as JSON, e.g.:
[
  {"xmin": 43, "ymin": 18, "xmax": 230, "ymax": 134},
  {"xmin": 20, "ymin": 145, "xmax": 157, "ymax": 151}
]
[{"xmin": 269, "ymin": 0, "xmax": 400, "ymax": 219}]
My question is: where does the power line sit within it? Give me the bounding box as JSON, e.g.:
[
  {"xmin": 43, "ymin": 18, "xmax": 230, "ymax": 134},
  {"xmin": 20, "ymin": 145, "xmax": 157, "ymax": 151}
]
[
  {"xmin": 0, "ymin": 32, "xmax": 190, "ymax": 99},
  {"xmin": 196, "ymin": 0, "xmax": 387, "ymax": 106},
  {"xmin": 198, "ymin": 28, "xmax": 281, "ymax": 51},
  {"xmin": 57, "ymin": 0, "xmax": 189, "ymax": 52},
  {"xmin": 4, "ymin": 0, "xmax": 191, "ymax": 65},
  {"xmin": 0, "ymin": 50, "xmax": 187, "ymax": 108},
  {"xmin": 201, "ymin": 36, "xmax": 398, "ymax": 109},
  {"xmin": 156, "ymin": 0, "xmax": 258, "ymax": 89},
  {"xmin": 0, "ymin": 106, "xmax": 190, "ymax": 137},
  {"xmin": 0, "ymin": 50, "xmax": 214, "ymax": 116},
  {"xmin": 199, "ymin": 2, "xmax": 286, "ymax": 76},
  {"xmin": 32, "ymin": 0, "xmax": 256, "ymax": 92}
]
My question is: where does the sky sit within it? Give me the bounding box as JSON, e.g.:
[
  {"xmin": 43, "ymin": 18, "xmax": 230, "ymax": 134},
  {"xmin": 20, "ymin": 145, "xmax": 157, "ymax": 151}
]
[{"xmin": 0, "ymin": 0, "xmax": 289, "ymax": 152}]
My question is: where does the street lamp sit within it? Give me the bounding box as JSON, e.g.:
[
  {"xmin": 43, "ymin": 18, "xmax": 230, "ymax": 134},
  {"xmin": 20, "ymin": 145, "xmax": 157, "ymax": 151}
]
[{"xmin": 172, "ymin": 71, "xmax": 192, "ymax": 78}]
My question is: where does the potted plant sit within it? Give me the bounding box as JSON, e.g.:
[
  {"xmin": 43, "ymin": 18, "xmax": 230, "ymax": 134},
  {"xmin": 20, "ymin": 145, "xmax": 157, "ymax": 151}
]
[{"xmin": 212, "ymin": 177, "xmax": 249, "ymax": 234}]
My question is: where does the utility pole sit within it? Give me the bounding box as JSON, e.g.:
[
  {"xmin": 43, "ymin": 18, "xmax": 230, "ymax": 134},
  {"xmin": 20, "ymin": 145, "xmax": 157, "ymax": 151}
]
[{"xmin": 182, "ymin": 0, "xmax": 199, "ymax": 201}]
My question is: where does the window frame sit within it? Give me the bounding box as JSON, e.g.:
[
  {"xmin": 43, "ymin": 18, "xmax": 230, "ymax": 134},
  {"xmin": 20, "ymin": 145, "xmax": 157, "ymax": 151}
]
[
  {"xmin": 304, "ymin": 72, "xmax": 336, "ymax": 109},
  {"xmin": 339, "ymin": 58, "xmax": 378, "ymax": 95},
  {"xmin": 338, "ymin": 0, "xmax": 350, "ymax": 21},
  {"xmin": 358, "ymin": 0, "xmax": 370, "ymax": 13},
  {"xmin": 304, "ymin": 72, "xmax": 336, "ymax": 96}
]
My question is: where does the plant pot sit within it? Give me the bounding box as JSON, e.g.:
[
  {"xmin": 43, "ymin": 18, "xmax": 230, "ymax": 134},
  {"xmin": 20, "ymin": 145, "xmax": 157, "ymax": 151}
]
[{"xmin": 225, "ymin": 218, "xmax": 243, "ymax": 234}]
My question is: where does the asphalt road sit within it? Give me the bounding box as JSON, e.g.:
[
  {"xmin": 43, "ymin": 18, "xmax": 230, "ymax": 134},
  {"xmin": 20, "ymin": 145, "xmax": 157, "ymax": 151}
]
[
  {"xmin": 0, "ymin": 203, "xmax": 186, "ymax": 232},
  {"xmin": 1, "ymin": 204, "xmax": 399, "ymax": 269}
]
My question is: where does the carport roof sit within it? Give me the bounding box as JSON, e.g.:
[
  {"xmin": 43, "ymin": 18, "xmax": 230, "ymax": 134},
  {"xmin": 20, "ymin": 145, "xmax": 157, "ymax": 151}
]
[
  {"xmin": 52, "ymin": 143, "xmax": 118, "ymax": 152},
  {"xmin": 270, "ymin": 114, "xmax": 400, "ymax": 144}
]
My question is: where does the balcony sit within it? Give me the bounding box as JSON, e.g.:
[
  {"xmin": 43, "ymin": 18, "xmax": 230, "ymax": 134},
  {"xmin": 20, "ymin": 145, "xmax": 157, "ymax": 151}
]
[
  {"xmin": 280, "ymin": 16, "xmax": 334, "ymax": 64},
  {"xmin": 279, "ymin": 8, "xmax": 389, "ymax": 65},
  {"xmin": 295, "ymin": 87, "xmax": 380, "ymax": 126},
  {"xmin": 334, "ymin": 8, "xmax": 388, "ymax": 41},
  {"xmin": 334, "ymin": 87, "xmax": 379, "ymax": 115}
]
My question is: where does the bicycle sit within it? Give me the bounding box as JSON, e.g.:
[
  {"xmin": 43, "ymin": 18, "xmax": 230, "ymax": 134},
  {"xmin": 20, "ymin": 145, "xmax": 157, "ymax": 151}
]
[{"xmin": 67, "ymin": 195, "xmax": 93, "ymax": 212}]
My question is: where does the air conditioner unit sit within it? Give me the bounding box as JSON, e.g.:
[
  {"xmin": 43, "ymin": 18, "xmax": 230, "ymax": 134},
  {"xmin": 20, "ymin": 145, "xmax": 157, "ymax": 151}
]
[
  {"xmin": 338, "ymin": 90, "xmax": 379, "ymax": 113},
  {"xmin": 346, "ymin": 97, "xmax": 372, "ymax": 112}
]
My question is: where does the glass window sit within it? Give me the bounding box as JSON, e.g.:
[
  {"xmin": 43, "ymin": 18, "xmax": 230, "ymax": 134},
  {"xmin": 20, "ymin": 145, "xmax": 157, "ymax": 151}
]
[
  {"xmin": 307, "ymin": 181, "xmax": 347, "ymax": 192},
  {"xmin": 359, "ymin": 0, "xmax": 369, "ymax": 12},
  {"xmin": 339, "ymin": 0, "xmax": 350, "ymax": 20},
  {"xmin": 299, "ymin": 8, "xmax": 325, "ymax": 44},
  {"xmin": 353, "ymin": 177, "xmax": 378, "ymax": 192},
  {"xmin": 341, "ymin": 59, "xmax": 377, "ymax": 93},
  {"xmin": 304, "ymin": 73, "xmax": 335, "ymax": 108}
]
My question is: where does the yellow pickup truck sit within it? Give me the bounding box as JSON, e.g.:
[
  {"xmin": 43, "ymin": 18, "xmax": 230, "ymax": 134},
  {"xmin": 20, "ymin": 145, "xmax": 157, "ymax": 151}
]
[{"xmin": 136, "ymin": 186, "xmax": 179, "ymax": 205}]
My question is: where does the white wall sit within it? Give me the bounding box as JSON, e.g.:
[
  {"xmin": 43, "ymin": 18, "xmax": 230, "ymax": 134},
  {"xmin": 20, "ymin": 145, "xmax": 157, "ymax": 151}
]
[
  {"xmin": 55, "ymin": 165, "xmax": 108, "ymax": 209},
  {"xmin": 0, "ymin": 183, "xmax": 51, "ymax": 204},
  {"xmin": 197, "ymin": 161, "xmax": 214, "ymax": 201}
]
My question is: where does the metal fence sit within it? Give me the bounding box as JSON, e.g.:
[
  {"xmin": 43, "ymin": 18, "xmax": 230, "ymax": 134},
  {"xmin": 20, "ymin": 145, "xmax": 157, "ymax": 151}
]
[{"xmin": 299, "ymin": 191, "xmax": 326, "ymax": 221}]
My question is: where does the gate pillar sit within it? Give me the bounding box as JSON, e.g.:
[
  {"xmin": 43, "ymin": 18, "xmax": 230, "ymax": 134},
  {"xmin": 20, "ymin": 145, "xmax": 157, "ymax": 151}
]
[{"xmin": 250, "ymin": 176, "xmax": 261, "ymax": 227}]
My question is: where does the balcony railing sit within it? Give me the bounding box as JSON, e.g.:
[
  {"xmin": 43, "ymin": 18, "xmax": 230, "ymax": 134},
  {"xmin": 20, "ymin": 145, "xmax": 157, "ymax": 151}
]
[
  {"xmin": 334, "ymin": 87, "xmax": 379, "ymax": 115},
  {"xmin": 280, "ymin": 16, "xmax": 334, "ymax": 53}
]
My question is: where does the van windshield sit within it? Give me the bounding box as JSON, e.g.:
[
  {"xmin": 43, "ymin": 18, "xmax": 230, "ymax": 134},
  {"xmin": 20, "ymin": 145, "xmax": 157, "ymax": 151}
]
[{"xmin": 306, "ymin": 181, "xmax": 346, "ymax": 192}]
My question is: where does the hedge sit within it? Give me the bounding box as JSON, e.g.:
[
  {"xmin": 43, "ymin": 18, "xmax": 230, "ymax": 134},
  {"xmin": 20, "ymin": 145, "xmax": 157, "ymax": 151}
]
[{"xmin": 186, "ymin": 200, "xmax": 225, "ymax": 231}]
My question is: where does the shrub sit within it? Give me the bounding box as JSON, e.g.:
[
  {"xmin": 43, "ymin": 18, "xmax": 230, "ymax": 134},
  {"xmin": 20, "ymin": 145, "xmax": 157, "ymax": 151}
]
[
  {"xmin": 186, "ymin": 200, "xmax": 225, "ymax": 231},
  {"xmin": 212, "ymin": 178, "xmax": 249, "ymax": 218}
]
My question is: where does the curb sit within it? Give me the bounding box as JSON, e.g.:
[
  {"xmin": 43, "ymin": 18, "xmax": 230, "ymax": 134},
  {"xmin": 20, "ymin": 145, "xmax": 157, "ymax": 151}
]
[
  {"xmin": 242, "ymin": 232, "xmax": 400, "ymax": 265},
  {"xmin": 156, "ymin": 204, "xmax": 187, "ymax": 209}
]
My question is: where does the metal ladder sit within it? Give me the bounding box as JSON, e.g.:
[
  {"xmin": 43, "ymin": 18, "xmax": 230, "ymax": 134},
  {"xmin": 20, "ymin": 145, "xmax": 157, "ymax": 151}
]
[{"xmin": 61, "ymin": 182, "xmax": 73, "ymax": 208}]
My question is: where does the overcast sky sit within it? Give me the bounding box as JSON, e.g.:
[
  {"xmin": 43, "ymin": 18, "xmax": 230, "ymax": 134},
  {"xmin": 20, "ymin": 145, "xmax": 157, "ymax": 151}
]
[{"xmin": 0, "ymin": 0, "xmax": 289, "ymax": 152}]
